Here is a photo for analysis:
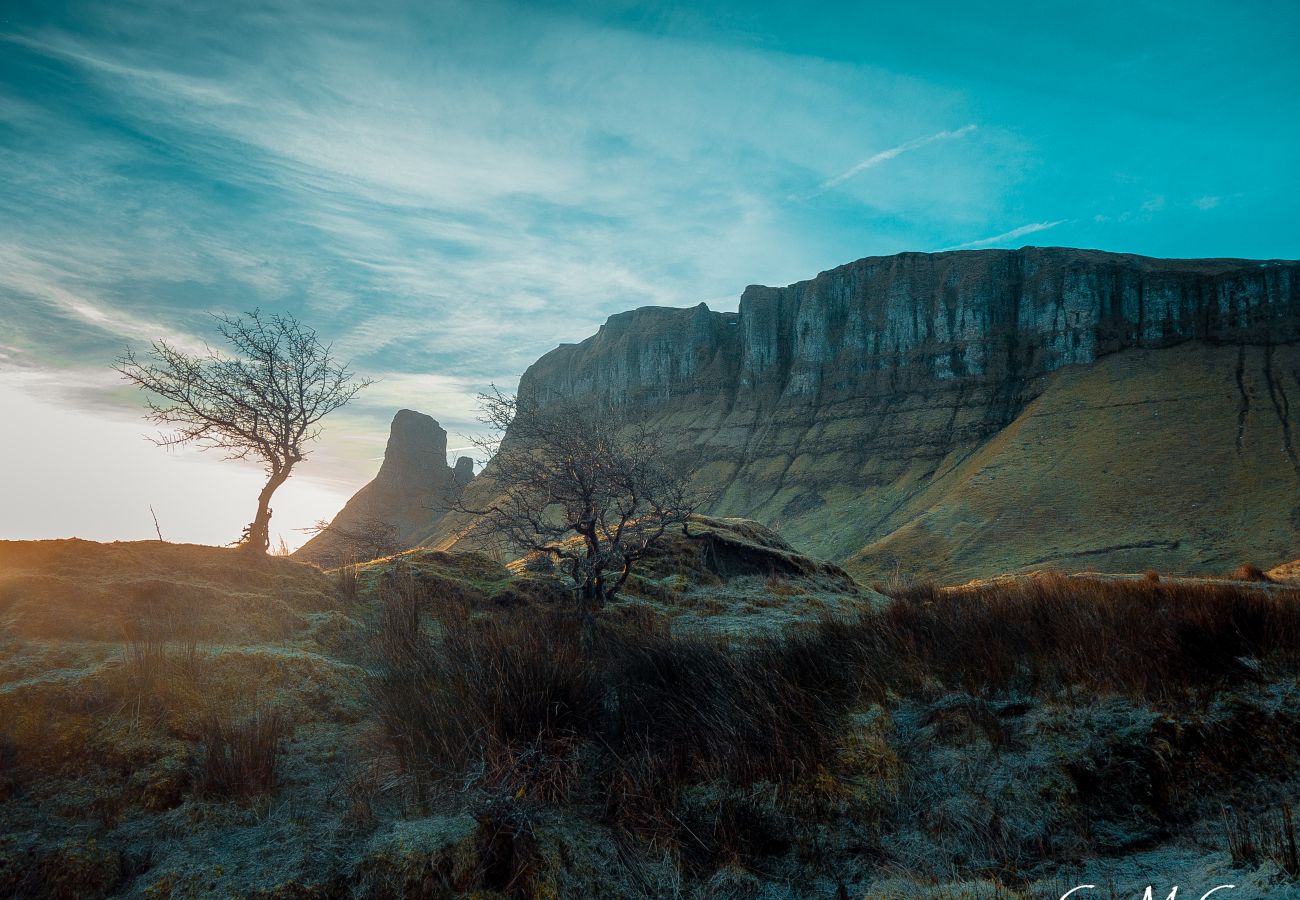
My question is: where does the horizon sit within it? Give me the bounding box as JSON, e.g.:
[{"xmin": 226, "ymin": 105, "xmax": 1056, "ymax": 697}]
[{"xmin": 2, "ymin": 0, "xmax": 1298, "ymax": 549}]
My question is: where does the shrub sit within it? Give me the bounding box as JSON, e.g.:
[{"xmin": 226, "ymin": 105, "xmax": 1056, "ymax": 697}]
[
  {"xmin": 371, "ymin": 604, "xmax": 600, "ymax": 803},
  {"xmin": 368, "ymin": 568, "xmax": 1300, "ymax": 855},
  {"xmin": 1231, "ymin": 563, "xmax": 1272, "ymax": 582},
  {"xmin": 195, "ymin": 707, "xmax": 287, "ymax": 803},
  {"xmin": 520, "ymin": 552, "xmax": 555, "ymax": 574},
  {"xmin": 1222, "ymin": 803, "xmax": 1299, "ymax": 877},
  {"xmin": 0, "ymin": 732, "xmax": 17, "ymax": 800},
  {"xmin": 831, "ymin": 572, "xmax": 1300, "ymax": 702},
  {"xmin": 336, "ymin": 564, "xmax": 361, "ymax": 604},
  {"xmin": 370, "ymin": 594, "xmax": 855, "ymax": 846}
]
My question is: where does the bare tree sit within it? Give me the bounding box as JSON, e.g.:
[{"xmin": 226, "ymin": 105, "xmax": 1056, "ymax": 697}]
[
  {"xmin": 457, "ymin": 387, "xmax": 702, "ymax": 619},
  {"xmin": 116, "ymin": 310, "xmax": 372, "ymax": 552},
  {"xmin": 300, "ymin": 515, "xmax": 402, "ymax": 566}
]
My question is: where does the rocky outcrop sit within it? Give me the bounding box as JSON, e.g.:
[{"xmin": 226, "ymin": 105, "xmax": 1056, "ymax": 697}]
[
  {"xmin": 522, "ymin": 248, "xmax": 1296, "ymax": 403},
  {"xmin": 431, "ymin": 247, "xmax": 1300, "ymax": 580},
  {"xmin": 296, "ymin": 409, "xmax": 474, "ymax": 564}
]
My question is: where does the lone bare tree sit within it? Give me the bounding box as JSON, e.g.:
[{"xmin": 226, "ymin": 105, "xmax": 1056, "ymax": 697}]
[
  {"xmin": 116, "ymin": 310, "xmax": 372, "ymax": 552},
  {"xmin": 458, "ymin": 387, "xmax": 702, "ymax": 619},
  {"xmin": 300, "ymin": 515, "xmax": 402, "ymax": 566}
]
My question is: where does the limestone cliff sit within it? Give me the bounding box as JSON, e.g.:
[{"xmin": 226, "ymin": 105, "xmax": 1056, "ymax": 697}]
[
  {"xmin": 431, "ymin": 247, "xmax": 1300, "ymax": 580},
  {"xmin": 296, "ymin": 409, "xmax": 474, "ymax": 564}
]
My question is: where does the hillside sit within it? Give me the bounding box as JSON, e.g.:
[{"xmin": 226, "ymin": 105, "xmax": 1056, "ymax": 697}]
[
  {"xmin": 844, "ymin": 340, "xmax": 1300, "ymax": 581},
  {"xmin": 5, "ymin": 536, "xmax": 1300, "ymax": 896},
  {"xmin": 415, "ymin": 247, "xmax": 1299, "ymax": 579}
]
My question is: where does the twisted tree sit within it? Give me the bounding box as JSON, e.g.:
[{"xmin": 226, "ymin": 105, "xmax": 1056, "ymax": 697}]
[{"xmin": 116, "ymin": 310, "xmax": 372, "ymax": 552}]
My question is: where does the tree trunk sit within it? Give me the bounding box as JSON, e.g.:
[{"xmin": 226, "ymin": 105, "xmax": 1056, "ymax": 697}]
[
  {"xmin": 243, "ymin": 467, "xmax": 291, "ymax": 552},
  {"xmin": 576, "ymin": 578, "xmax": 605, "ymax": 654}
]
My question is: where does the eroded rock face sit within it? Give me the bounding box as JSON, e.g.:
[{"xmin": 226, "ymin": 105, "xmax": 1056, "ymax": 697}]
[
  {"xmin": 523, "ymin": 248, "xmax": 1298, "ymax": 411},
  {"xmin": 295, "ymin": 409, "xmax": 475, "ymax": 564},
  {"xmin": 455, "ymin": 248, "xmax": 1300, "ymax": 577}
]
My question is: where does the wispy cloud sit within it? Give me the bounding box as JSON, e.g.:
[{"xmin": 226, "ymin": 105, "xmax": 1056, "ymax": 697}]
[
  {"xmin": 0, "ymin": 0, "xmax": 1294, "ymax": 547},
  {"xmin": 945, "ymin": 219, "xmax": 1067, "ymax": 250},
  {"xmin": 0, "ymin": 245, "xmax": 206, "ymax": 354},
  {"xmin": 799, "ymin": 124, "xmax": 977, "ymax": 199}
]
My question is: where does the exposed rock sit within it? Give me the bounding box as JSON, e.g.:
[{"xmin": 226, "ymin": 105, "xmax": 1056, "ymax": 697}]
[
  {"xmin": 430, "ymin": 247, "xmax": 1300, "ymax": 581},
  {"xmin": 296, "ymin": 409, "xmax": 474, "ymax": 565},
  {"xmin": 1268, "ymin": 558, "xmax": 1300, "ymax": 581}
]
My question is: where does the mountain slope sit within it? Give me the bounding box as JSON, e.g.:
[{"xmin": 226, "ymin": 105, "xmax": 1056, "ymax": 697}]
[
  {"xmin": 845, "ymin": 340, "xmax": 1300, "ymax": 581},
  {"xmin": 295, "ymin": 409, "xmax": 474, "ymax": 565},
  {"xmin": 412, "ymin": 247, "xmax": 1299, "ymax": 579}
]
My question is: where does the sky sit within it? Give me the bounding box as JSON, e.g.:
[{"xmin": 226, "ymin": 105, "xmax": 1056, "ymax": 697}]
[{"xmin": 1, "ymin": 0, "xmax": 1297, "ymax": 549}]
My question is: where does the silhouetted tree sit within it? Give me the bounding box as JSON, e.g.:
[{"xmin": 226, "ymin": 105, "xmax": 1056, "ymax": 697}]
[
  {"xmin": 116, "ymin": 310, "xmax": 371, "ymax": 552},
  {"xmin": 301, "ymin": 515, "xmax": 402, "ymax": 565},
  {"xmin": 458, "ymin": 387, "xmax": 701, "ymax": 620}
]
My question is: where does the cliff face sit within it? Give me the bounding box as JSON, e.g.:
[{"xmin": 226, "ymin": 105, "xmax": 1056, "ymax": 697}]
[
  {"xmin": 524, "ymin": 248, "xmax": 1297, "ymax": 407},
  {"xmin": 444, "ymin": 247, "xmax": 1300, "ymax": 579},
  {"xmin": 296, "ymin": 409, "xmax": 474, "ymax": 564}
]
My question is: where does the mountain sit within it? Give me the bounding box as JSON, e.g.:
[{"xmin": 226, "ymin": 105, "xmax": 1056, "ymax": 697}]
[
  {"xmin": 325, "ymin": 247, "xmax": 1298, "ymax": 580},
  {"xmin": 295, "ymin": 409, "xmax": 474, "ymax": 564}
]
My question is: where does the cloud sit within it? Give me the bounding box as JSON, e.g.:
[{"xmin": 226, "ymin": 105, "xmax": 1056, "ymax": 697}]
[
  {"xmin": 0, "ymin": 0, "xmax": 1020, "ymax": 533},
  {"xmin": 945, "ymin": 219, "xmax": 1067, "ymax": 250},
  {"xmin": 1194, "ymin": 195, "xmax": 1220, "ymax": 210},
  {"xmin": 799, "ymin": 124, "xmax": 978, "ymax": 199},
  {"xmin": 0, "ymin": 245, "xmax": 206, "ymax": 355}
]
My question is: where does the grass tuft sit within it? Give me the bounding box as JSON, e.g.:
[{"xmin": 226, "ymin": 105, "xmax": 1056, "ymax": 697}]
[
  {"xmin": 1222, "ymin": 802, "xmax": 1299, "ymax": 878},
  {"xmin": 195, "ymin": 707, "xmax": 287, "ymax": 803},
  {"xmin": 1230, "ymin": 563, "xmax": 1273, "ymax": 582}
]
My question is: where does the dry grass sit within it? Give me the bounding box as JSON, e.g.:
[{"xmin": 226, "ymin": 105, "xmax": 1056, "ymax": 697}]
[
  {"xmin": 371, "ymin": 600, "xmax": 599, "ymax": 804},
  {"xmin": 0, "ymin": 731, "xmax": 17, "ymax": 801},
  {"xmin": 368, "ymin": 571, "xmax": 858, "ymax": 848},
  {"xmin": 0, "ymin": 539, "xmax": 336, "ymax": 643},
  {"xmin": 1222, "ymin": 803, "xmax": 1299, "ymax": 877},
  {"xmin": 335, "ymin": 564, "xmax": 361, "ymax": 604},
  {"xmin": 1230, "ymin": 562, "xmax": 1273, "ymax": 583},
  {"xmin": 366, "ymin": 568, "xmax": 1300, "ymax": 861},
  {"xmin": 195, "ymin": 707, "xmax": 288, "ymax": 803},
  {"xmin": 868, "ymin": 572, "xmax": 1300, "ymax": 701}
]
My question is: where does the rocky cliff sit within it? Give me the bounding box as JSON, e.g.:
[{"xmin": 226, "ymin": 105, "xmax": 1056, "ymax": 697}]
[
  {"xmin": 296, "ymin": 409, "xmax": 474, "ymax": 564},
  {"xmin": 431, "ymin": 247, "xmax": 1300, "ymax": 580}
]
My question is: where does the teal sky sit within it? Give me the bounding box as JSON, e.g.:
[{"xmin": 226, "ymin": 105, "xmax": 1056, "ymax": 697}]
[{"xmin": 1, "ymin": 0, "xmax": 1297, "ymax": 547}]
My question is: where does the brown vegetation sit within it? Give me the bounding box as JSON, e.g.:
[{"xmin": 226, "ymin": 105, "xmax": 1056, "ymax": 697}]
[
  {"xmin": 195, "ymin": 707, "xmax": 288, "ymax": 803},
  {"xmin": 871, "ymin": 572, "xmax": 1300, "ymax": 700},
  {"xmin": 1230, "ymin": 562, "xmax": 1273, "ymax": 582},
  {"xmin": 1222, "ymin": 803, "xmax": 1299, "ymax": 877},
  {"xmin": 6, "ymin": 536, "xmax": 1300, "ymax": 896},
  {"xmin": 368, "ymin": 568, "xmax": 1300, "ymax": 867}
]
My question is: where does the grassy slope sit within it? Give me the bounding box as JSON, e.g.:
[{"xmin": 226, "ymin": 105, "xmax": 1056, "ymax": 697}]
[
  {"xmin": 0, "ymin": 540, "xmax": 373, "ymax": 897},
  {"xmin": 4, "ymin": 532, "xmax": 1300, "ymax": 898},
  {"xmin": 845, "ymin": 341, "xmax": 1300, "ymax": 583}
]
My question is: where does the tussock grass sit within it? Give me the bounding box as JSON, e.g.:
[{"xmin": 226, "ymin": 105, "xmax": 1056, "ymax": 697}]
[
  {"xmin": 1230, "ymin": 562, "xmax": 1273, "ymax": 583},
  {"xmin": 368, "ymin": 568, "xmax": 1300, "ymax": 858},
  {"xmin": 871, "ymin": 572, "xmax": 1300, "ymax": 701},
  {"xmin": 335, "ymin": 564, "xmax": 361, "ymax": 604},
  {"xmin": 1222, "ymin": 802, "xmax": 1299, "ymax": 877},
  {"xmin": 195, "ymin": 707, "xmax": 288, "ymax": 803},
  {"xmin": 0, "ymin": 731, "xmax": 17, "ymax": 800}
]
